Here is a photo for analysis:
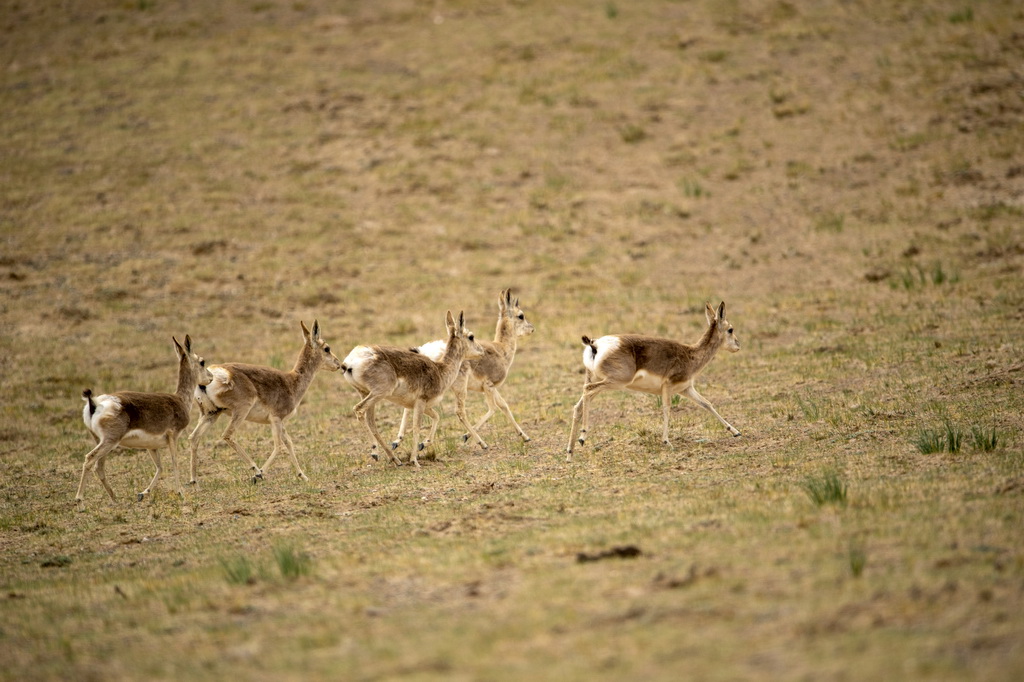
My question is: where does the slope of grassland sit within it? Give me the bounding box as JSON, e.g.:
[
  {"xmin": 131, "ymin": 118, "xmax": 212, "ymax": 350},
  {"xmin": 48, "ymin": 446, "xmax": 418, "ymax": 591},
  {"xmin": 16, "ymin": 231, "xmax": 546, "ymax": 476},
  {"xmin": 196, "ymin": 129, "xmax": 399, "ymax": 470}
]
[{"xmin": 1, "ymin": 1, "xmax": 1023, "ymax": 679}]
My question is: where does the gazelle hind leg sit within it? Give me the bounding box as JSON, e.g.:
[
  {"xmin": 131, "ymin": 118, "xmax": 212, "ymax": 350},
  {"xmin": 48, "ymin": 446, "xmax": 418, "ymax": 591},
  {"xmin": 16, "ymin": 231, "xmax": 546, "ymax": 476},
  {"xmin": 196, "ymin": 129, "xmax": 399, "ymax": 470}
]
[
  {"xmin": 76, "ymin": 440, "xmax": 117, "ymax": 502},
  {"xmin": 93, "ymin": 455, "xmax": 117, "ymax": 502},
  {"xmin": 360, "ymin": 398, "xmax": 403, "ymax": 465},
  {"xmin": 566, "ymin": 379, "xmax": 619, "ymax": 460}
]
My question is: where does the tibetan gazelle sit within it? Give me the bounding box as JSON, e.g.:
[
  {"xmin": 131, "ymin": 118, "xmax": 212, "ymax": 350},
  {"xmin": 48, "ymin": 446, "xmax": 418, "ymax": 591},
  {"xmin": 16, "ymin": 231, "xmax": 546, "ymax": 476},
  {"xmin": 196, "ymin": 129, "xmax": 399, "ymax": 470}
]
[
  {"xmin": 188, "ymin": 320, "xmax": 341, "ymax": 484},
  {"xmin": 394, "ymin": 288, "xmax": 535, "ymax": 450},
  {"xmin": 566, "ymin": 302, "xmax": 740, "ymax": 460},
  {"xmin": 77, "ymin": 336, "xmax": 212, "ymax": 504},
  {"xmin": 342, "ymin": 310, "xmax": 484, "ymax": 467}
]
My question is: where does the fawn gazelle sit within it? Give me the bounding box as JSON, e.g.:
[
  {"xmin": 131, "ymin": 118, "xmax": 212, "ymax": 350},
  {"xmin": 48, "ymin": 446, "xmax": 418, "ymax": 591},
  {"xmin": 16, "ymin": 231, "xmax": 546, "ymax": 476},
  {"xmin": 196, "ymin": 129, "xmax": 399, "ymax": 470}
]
[
  {"xmin": 77, "ymin": 335, "xmax": 212, "ymax": 503},
  {"xmin": 394, "ymin": 289, "xmax": 535, "ymax": 450},
  {"xmin": 566, "ymin": 302, "xmax": 740, "ymax": 460},
  {"xmin": 342, "ymin": 310, "xmax": 484, "ymax": 467},
  {"xmin": 188, "ymin": 320, "xmax": 341, "ymax": 484}
]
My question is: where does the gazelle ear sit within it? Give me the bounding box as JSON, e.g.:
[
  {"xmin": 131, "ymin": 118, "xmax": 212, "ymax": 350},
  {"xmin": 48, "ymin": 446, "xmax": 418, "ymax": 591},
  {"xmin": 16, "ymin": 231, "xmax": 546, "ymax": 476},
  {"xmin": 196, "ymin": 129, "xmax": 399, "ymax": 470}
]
[
  {"xmin": 717, "ymin": 302, "xmax": 726, "ymax": 321},
  {"xmin": 446, "ymin": 310, "xmax": 456, "ymax": 334},
  {"xmin": 184, "ymin": 334, "xmax": 193, "ymax": 354},
  {"xmin": 458, "ymin": 310, "xmax": 466, "ymax": 331},
  {"xmin": 499, "ymin": 289, "xmax": 509, "ymax": 314},
  {"xmin": 311, "ymin": 319, "xmax": 321, "ymax": 341},
  {"xmin": 300, "ymin": 320, "xmax": 311, "ymax": 342},
  {"xmin": 705, "ymin": 302, "xmax": 716, "ymax": 326},
  {"xmin": 173, "ymin": 336, "xmax": 185, "ymax": 357}
]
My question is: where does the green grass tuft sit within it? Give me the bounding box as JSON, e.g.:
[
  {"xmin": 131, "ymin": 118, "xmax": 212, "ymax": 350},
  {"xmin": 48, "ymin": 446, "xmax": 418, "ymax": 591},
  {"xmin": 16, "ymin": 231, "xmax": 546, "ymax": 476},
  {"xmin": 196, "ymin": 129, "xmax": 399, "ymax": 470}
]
[
  {"xmin": 848, "ymin": 542, "xmax": 867, "ymax": 578},
  {"xmin": 801, "ymin": 470, "xmax": 848, "ymax": 507},
  {"xmin": 220, "ymin": 555, "xmax": 256, "ymax": 585},
  {"xmin": 273, "ymin": 542, "xmax": 313, "ymax": 580},
  {"xmin": 971, "ymin": 426, "xmax": 999, "ymax": 452}
]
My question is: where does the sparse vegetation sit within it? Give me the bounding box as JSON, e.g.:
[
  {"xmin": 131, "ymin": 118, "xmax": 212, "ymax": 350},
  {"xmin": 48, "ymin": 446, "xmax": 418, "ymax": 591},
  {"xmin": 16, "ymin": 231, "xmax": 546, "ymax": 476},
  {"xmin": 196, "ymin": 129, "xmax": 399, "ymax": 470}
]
[
  {"xmin": 220, "ymin": 555, "xmax": 256, "ymax": 585},
  {"xmin": 848, "ymin": 541, "xmax": 867, "ymax": 578},
  {"xmin": 971, "ymin": 425, "xmax": 1000, "ymax": 452},
  {"xmin": 273, "ymin": 542, "xmax": 313, "ymax": 580},
  {"xmin": 2, "ymin": 1, "xmax": 1022, "ymax": 680},
  {"xmin": 917, "ymin": 421, "xmax": 1002, "ymax": 454},
  {"xmin": 801, "ymin": 470, "xmax": 848, "ymax": 507}
]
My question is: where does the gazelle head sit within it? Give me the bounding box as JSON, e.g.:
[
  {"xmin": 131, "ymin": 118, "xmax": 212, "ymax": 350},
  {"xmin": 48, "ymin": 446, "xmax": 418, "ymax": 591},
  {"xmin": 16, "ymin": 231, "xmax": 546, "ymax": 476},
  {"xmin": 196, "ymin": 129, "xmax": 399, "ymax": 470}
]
[
  {"xmin": 500, "ymin": 288, "xmax": 535, "ymax": 338},
  {"xmin": 705, "ymin": 301, "xmax": 739, "ymax": 353},
  {"xmin": 446, "ymin": 310, "xmax": 485, "ymax": 359},
  {"xmin": 301, "ymin": 319, "xmax": 342, "ymax": 372},
  {"xmin": 174, "ymin": 335, "xmax": 213, "ymax": 386}
]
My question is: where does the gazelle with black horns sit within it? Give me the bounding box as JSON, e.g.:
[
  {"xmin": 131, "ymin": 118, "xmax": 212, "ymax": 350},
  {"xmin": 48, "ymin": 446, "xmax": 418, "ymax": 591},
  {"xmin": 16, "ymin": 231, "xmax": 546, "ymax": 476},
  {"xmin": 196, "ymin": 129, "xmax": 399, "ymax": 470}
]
[
  {"xmin": 566, "ymin": 302, "xmax": 741, "ymax": 461},
  {"xmin": 188, "ymin": 320, "xmax": 341, "ymax": 484},
  {"xmin": 77, "ymin": 335, "xmax": 213, "ymax": 504}
]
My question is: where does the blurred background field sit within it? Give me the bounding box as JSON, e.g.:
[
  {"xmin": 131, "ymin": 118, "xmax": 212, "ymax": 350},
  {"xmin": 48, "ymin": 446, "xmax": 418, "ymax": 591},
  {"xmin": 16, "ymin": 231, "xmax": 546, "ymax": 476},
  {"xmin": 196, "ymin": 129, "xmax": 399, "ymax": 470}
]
[{"xmin": 1, "ymin": 1, "xmax": 1022, "ymax": 679}]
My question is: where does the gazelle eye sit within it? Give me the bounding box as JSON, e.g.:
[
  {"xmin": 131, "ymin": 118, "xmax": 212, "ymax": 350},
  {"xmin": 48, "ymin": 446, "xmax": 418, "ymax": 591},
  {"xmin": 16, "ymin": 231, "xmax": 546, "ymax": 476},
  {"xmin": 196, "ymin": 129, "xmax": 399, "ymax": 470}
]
[
  {"xmin": 200, "ymin": 359, "xmax": 205, "ymax": 367},
  {"xmin": 518, "ymin": 314, "xmax": 525, "ymax": 320},
  {"xmin": 468, "ymin": 334, "xmax": 475, "ymax": 341},
  {"xmin": 727, "ymin": 328, "xmax": 734, "ymax": 335},
  {"xmin": 324, "ymin": 345, "xmax": 331, "ymax": 353}
]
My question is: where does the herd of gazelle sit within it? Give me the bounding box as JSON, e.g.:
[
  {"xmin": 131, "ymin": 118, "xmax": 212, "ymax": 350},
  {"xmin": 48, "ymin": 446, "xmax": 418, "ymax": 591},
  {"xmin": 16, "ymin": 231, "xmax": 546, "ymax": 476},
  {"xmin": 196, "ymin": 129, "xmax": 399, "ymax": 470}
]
[{"xmin": 76, "ymin": 292, "xmax": 741, "ymax": 503}]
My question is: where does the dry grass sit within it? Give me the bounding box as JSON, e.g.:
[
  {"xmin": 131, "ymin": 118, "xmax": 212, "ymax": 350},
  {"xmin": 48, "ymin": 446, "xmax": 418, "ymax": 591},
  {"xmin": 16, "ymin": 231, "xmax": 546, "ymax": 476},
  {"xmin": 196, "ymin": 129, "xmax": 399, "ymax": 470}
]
[{"xmin": 2, "ymin": 0, "xmax": 1023, "ymax": 679}]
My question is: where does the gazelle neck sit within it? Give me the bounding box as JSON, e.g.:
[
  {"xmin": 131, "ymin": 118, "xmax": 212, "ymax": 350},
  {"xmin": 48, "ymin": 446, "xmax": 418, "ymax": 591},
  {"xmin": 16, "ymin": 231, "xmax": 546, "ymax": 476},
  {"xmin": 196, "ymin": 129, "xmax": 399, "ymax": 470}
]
[
  {"xmin": 439, "ymin": 334, "xmax": 466, "ymax": 383},
  {"xmin": 288, "ymin": 343, "xmax": 321, "ymax": 396},
  {"xmin": 692, "ymin": 322, "xmax": 724, "ymax": 373},
  {"xmin": 174, "ymin": 354, "xmax": 195, "ymax": 404},
  {"xmin": 494, "ymin": 315, "xmax": 517, "ymax": 355}
]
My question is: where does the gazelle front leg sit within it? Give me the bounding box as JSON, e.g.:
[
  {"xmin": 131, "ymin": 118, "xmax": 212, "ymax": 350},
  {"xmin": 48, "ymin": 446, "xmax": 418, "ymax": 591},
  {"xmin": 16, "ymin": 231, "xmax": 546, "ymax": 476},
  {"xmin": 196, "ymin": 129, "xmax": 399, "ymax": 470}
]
[
  {"xmin": 660, "ymin": 383, "xmax": 673, "ymax": 447},
  {"xmin": 220, "ymin": 410, "xmax": 264, "ymax": 481},
  {"xmin": 262, "ymin": 418, "xmax": 308, "ymax": 481},
  {"xmin": 454, "ymin": 382, "xmax": 488, "ymax": 450},
  {"xmin": 137, "ymin": 448, "xmax": 163, "ymax": 502},
  {"xmin": 392, "ymin": 408, "xmax": 411, "ymax": 450},
  {"xmin": 187, "ymin": 410, "xmax": 222, "ymax": 486},
  {"xmin": 483, "ymin": 385, "xmax": 530, "ymax": 442},
  {"xmin": 409, "ymin": 400, "xmax": 425, "ymax": 468},
  {"xmin": 684, "ymin": 385, "xmax": 740, "ymax": 437}
]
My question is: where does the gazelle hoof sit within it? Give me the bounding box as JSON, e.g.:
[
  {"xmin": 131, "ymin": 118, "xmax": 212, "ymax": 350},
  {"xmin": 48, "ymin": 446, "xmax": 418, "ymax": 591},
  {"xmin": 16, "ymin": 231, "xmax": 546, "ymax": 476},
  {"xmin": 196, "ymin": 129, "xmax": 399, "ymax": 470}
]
[
  {"xmin": 417, "ymin": 442, "xmax": 426, "ymax": 452},
  {"xmin": 577, "ymin": 437, "xmax": 585, "ymax": 446},
  {"xmin": 137, "ymin": 492, "xmax": 146, "ymax": 502},
  {"xmin": 298, "ymin": 473, "xmax": 309, "ymax": 482},
  {"xmin": 461, "ymin": 434, "xmax": 470, "ymax": 443},
  {"xmin": 390, "ymin": 441, "xmax": 400, "ymax": 450},
  {"xmin": 371, "ymin": 452, "xmax": 380, "ymax": 461}
]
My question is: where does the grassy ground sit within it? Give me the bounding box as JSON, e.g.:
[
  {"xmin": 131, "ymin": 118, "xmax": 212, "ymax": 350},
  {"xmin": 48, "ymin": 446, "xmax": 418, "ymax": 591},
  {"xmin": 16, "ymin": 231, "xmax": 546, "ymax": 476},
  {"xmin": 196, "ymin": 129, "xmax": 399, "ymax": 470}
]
[{"xmin": 2, "ymin": 0, "xmax": 1023, "ymax": 679}]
